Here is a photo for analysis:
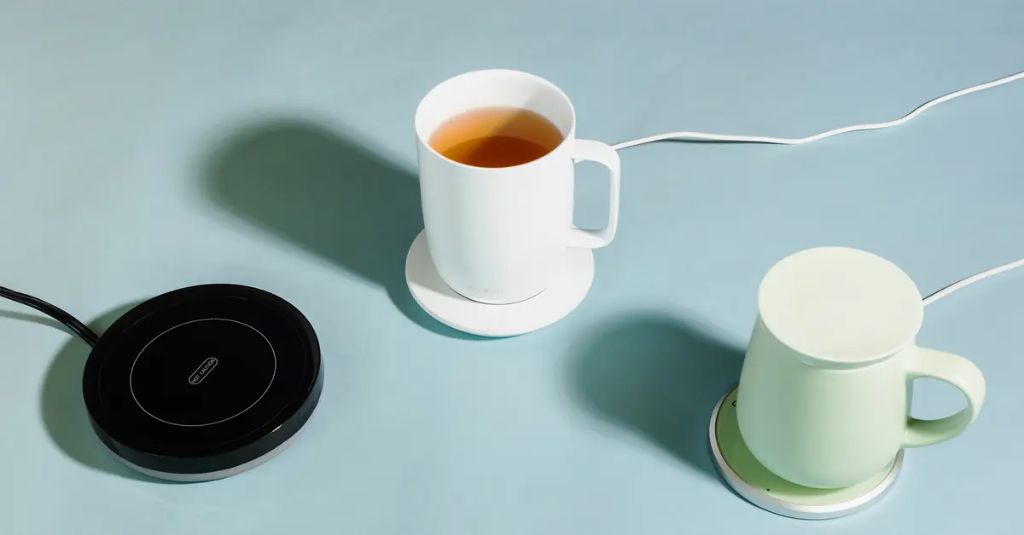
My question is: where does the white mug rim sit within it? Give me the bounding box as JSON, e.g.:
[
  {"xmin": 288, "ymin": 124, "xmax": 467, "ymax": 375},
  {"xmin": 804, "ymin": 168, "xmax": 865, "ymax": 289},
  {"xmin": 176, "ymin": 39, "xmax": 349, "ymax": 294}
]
[{"xmin": 414, "ymin": 69, "xmax": 577, "ymax": 171}]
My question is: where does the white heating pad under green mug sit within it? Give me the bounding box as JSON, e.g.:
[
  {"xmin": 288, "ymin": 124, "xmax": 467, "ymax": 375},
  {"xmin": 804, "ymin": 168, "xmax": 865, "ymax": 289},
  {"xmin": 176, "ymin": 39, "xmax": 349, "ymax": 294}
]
[{"xmin": 737, "ymin": 247, "xmax": 986, "ymax": 489}]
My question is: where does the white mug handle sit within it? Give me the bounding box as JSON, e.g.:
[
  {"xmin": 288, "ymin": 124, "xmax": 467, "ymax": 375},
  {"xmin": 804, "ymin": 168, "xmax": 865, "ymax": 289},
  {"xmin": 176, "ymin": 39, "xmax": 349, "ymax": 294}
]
[{"xmin": 568, "ymin": 139, "xmax": 621, "ymax": 249}]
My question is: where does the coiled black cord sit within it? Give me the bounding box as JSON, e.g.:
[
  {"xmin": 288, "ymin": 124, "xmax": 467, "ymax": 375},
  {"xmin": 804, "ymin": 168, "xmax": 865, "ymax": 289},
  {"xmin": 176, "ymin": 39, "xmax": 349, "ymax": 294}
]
[{"xmin": 0, "ymin": 286, "xmax": 99, "ymax": 347}]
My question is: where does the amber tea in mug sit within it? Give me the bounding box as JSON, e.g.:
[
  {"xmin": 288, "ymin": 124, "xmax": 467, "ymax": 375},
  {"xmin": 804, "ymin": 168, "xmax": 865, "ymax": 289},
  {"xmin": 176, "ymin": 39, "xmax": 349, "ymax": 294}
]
[{"xmin": 428, "ymin": 106, "xmax": 564, "ymax": 168}]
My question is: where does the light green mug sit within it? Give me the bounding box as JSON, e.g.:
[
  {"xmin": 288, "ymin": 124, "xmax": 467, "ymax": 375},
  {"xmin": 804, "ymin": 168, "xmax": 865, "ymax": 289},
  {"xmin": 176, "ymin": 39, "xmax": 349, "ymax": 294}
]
[{"xmin": 737, "ymin": 247, "xmax": 986, "ymax": 489}]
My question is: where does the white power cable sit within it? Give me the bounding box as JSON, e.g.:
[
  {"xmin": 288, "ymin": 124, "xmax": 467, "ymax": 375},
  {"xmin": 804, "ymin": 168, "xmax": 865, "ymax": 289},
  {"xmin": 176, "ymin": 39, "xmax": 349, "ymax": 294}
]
[
  {"xmin": 611, "ymin": 70, "xmax": 1024, "ymax": 305},
  {"xmin": 611, "ymin": 70, "xmax": 1024, "ymax": 150},
  {"xmin": 923, "ymin": 258, "xmax": 1024, "ymax": 307}
]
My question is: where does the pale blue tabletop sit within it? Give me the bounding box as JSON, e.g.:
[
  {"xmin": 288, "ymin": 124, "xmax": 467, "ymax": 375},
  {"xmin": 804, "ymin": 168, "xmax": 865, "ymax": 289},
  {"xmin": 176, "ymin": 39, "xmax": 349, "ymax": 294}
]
[{"xmin": 1, "ymin": 1, "xmax": 1023, "ymax": 533}]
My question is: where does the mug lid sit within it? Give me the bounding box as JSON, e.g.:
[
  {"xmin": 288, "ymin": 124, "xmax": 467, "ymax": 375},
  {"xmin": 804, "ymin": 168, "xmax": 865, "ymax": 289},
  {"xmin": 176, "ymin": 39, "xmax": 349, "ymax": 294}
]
[{"xmin": 758, "ymin": 247, "xmax": 923, "ymax": 367}]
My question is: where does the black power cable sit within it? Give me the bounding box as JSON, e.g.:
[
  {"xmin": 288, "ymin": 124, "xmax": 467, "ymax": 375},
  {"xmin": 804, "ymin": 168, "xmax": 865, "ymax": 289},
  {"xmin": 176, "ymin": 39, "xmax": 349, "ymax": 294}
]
[{"xmin": 0, "ymin": 286, "xmax": 99, "ymax": 347}]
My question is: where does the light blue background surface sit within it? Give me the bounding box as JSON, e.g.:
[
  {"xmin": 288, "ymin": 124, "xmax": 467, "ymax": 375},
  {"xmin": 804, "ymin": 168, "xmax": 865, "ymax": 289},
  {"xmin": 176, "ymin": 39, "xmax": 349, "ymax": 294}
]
[{"xmin": 1, "ymin": 1, "xmax": 1022, "ymax": 533}]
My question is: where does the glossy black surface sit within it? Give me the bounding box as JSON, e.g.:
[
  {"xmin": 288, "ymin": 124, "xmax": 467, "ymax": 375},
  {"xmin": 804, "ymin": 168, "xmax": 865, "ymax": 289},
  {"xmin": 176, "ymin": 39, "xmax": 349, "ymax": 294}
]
[
  {"xmin": 84, "ymin": 285, "xmax": 322, "ymax": 476},
  {"xmin": 130, "ymin": 318, "xmax": 277, "ymax": 427}
]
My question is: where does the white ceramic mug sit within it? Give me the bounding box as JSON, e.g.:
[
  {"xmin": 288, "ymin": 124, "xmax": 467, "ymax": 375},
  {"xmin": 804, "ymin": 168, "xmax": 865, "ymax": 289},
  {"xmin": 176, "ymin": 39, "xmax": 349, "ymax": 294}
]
[
  {"xmin": 414, "ymin": 69, "xmax": 621, "ymax": 304},
  {"xmin": 737, "ymin": 247, "xmax": 986, "ymax": 489}
]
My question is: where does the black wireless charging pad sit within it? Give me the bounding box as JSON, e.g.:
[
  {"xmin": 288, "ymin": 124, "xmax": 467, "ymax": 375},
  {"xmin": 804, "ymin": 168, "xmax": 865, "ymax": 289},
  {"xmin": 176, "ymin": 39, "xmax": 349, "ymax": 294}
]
[{"xmin": 83, "ymin": 284, "xmax": 323, "ymax": 482}]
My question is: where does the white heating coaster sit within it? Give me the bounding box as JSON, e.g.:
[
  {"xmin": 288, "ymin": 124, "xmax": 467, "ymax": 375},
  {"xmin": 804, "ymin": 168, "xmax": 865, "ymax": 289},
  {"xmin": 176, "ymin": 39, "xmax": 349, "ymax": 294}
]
[
  {"xmin": 405, "ymin": 231, "xmax": 594, "ymax": 337},
  {"xmin": 709, "ymin": 386, "xmax": 903, "ymax": 520}
]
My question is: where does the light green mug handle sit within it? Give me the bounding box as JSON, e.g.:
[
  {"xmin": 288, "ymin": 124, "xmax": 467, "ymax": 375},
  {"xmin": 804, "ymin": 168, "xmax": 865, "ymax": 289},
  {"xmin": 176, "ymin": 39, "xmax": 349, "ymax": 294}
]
[{"xmin": 903, "ymin": 346, "xmax": 987, "ymax": 447}]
